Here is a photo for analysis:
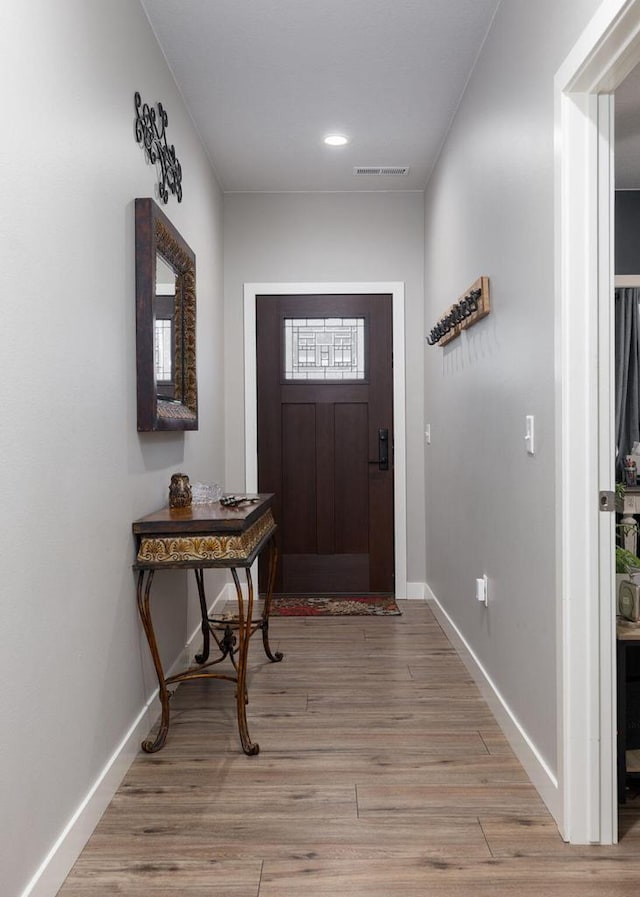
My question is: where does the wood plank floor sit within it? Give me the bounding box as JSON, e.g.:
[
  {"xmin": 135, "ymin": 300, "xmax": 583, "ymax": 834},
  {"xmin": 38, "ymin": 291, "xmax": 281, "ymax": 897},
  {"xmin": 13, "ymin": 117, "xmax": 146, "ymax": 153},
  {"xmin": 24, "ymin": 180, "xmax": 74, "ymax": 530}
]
[{"xmin": 58, "ymin": 600, "xmax": 640, "ymax": 896}]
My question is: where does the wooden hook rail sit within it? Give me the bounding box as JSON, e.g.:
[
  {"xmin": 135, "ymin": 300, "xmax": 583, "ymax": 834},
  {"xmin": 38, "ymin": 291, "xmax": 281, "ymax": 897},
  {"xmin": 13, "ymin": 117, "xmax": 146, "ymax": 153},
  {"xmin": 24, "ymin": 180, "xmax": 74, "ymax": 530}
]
[{"xmin": 426, "ymin": 276, "xmax": 490, "ymax": 347}]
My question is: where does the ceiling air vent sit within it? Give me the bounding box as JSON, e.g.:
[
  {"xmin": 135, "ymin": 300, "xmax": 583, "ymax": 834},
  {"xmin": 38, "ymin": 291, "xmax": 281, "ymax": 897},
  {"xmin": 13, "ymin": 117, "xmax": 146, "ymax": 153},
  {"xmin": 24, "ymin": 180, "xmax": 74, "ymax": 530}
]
[{"xmin": 354, "ymin": 166, "xmax": 410, "ymax": 176}]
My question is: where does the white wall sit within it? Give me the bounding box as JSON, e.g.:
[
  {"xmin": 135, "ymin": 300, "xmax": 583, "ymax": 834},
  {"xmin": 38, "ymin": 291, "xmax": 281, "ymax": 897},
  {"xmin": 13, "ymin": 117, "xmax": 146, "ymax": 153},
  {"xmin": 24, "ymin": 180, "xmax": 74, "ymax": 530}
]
[
  {"xmin": 0, "ymin": 3, "xmax": 224, "ymax": 895},
  {"xmin": 223, "ymin": 191, "xmax": 426, "ymax": 585},
  {"xmin": 423, "ymin": 0, "xmax": 602, "ymax": 781}
]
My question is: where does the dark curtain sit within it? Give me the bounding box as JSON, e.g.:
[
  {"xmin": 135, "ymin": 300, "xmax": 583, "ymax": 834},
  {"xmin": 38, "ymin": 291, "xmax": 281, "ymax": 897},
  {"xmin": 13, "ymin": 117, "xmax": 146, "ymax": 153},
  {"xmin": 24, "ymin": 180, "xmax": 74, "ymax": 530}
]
[{"xmin": 615, "ymin": 287, "xmax": 640, "ymax": 477}]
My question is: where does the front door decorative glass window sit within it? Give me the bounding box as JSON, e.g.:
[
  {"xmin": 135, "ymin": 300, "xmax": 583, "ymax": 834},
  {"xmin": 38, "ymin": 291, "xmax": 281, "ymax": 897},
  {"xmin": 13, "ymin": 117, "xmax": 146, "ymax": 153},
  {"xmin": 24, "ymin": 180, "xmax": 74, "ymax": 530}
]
[{"xmin": 284, "ymin": 317, "xmax": 365, "ymax": 380}]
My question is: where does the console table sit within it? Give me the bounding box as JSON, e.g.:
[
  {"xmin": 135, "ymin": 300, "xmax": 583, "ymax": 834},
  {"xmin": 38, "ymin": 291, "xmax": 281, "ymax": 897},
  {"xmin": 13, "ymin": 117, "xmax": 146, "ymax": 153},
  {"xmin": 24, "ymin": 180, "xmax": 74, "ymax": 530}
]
[{"xmin": 132, "ymin": 494, "xmax": 282, "ymax": 756}]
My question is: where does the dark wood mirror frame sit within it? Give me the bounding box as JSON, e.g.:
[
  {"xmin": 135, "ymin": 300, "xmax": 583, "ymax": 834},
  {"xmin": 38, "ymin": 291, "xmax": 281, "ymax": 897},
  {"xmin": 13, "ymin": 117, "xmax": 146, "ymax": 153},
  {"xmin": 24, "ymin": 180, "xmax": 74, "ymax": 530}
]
[{"xmin": 135, "ymin": 197, "xmax": 198, "ymax": 431}]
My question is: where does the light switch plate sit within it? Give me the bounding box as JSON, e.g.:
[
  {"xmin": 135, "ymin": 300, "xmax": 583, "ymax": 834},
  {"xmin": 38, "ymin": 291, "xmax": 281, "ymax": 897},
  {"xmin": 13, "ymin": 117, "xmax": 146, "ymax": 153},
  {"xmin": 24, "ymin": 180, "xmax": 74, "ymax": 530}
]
[
  {"xmin": 476, "ymin": 574, "xmax": 488, "ymax": 606},
  {"xmin": 525, "ymin": 415, "xmax": 535, "ymax": 454}
]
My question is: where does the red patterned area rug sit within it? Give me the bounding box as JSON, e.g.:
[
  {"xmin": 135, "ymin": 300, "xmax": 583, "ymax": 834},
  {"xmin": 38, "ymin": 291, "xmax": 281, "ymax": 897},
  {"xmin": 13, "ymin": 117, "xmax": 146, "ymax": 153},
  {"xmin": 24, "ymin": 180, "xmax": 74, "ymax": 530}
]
[{"xmin": 269, "ymin": 595, "xmax": 401, "ymax": 617}]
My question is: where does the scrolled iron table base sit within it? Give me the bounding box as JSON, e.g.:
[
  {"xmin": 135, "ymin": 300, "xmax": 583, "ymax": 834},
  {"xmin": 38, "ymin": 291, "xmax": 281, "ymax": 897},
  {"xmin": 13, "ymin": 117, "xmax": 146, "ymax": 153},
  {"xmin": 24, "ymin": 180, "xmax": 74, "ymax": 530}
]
[{"xmin": 133, "ymin": 497, "xmax": 282, "ymax": 755}]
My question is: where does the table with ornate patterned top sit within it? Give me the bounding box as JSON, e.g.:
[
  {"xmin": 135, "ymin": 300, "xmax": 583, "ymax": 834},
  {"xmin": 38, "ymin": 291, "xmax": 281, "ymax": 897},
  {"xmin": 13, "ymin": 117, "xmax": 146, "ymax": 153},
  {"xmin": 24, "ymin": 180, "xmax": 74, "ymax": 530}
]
[{"xmin": 132, "ymin": 493, "xmax": 282, "ymax": 755}]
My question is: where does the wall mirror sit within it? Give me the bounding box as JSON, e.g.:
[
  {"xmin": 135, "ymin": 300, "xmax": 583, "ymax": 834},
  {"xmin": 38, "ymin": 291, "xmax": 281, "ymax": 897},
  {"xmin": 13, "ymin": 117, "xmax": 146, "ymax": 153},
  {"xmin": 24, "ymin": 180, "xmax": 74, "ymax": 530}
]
[{"xmin": 135, "ymin": 197, "xmax": 198, "ymax": 431}]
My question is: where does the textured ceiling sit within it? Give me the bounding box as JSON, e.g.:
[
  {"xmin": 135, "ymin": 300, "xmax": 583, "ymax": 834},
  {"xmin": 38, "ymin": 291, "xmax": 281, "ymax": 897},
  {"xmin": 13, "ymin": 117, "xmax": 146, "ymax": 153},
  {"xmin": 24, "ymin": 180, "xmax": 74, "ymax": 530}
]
[{"xmin": 141, "ymin": 0, "xmax": 501, "ymax": 192}]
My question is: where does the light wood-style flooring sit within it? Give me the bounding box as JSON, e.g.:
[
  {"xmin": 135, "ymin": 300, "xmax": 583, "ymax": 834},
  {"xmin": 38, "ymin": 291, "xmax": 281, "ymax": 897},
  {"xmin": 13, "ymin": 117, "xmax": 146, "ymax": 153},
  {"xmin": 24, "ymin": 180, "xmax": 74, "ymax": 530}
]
[{"xmin": 58, "ymin": 600, "xmax": 640, "ymax": 896}]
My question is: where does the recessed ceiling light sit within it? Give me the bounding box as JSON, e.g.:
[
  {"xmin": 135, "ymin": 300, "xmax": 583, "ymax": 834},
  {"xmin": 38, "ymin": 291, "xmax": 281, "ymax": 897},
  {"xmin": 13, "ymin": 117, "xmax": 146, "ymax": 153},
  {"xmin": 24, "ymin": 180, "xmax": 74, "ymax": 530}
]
[{"xmin": 324, "ymin": 134, "xmax": 349, "ymax": 146}]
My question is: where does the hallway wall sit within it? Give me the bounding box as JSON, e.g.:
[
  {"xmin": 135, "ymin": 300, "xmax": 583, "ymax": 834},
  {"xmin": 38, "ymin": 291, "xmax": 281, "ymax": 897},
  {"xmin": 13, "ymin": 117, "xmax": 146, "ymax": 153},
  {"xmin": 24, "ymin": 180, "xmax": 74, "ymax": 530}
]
[
  {"xmin": 223, "ymin": 190, "xmax": 426, "ymax": 587},
  {"xmin": 0, "ymin": 3, "xmax": 224, "ymax": 894},
  {"xmin": 423, "ymin": 0, "xmax": 602, "ymax": 797}
]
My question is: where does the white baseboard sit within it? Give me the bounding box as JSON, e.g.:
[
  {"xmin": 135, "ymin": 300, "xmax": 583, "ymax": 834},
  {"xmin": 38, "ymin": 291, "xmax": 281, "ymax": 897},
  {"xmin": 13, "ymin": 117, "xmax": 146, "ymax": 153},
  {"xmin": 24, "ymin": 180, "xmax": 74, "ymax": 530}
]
[
  {"xmin": 182, "ymin": 584, "xmax": 230, "ymax": 665},
  {"xmin": 425, "ymin": 583, "xmax": 561, "ymax": 825},
  {"xmin": 222, "ymin": 580, "xmax": 242, "ymax": 602},
  {"xmin": 22, "ymin": 583, "xmax": 228, "ymax": 897},
  {"xmin": 22, "ymin": 700, "xmax": 155, "ymax": 897},
  {"xmin": 406, "ymin": 581, "xmax": 426, "ymax": 599}
]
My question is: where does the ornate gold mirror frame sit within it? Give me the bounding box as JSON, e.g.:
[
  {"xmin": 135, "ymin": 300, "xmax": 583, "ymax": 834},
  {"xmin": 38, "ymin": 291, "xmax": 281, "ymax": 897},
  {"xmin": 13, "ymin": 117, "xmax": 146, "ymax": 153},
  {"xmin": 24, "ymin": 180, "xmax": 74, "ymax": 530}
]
[{"xmin": 135, "ymin": 198, "xmax": 198, "ymax": 431}]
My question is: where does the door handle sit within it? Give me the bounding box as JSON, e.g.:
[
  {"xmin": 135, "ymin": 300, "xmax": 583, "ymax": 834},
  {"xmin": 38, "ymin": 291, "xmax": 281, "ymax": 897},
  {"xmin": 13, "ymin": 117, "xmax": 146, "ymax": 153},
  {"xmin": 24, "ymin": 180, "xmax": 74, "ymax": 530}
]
[{"xmin": 368, "ymin": 428, "xmax": 389, "ymax": 471}]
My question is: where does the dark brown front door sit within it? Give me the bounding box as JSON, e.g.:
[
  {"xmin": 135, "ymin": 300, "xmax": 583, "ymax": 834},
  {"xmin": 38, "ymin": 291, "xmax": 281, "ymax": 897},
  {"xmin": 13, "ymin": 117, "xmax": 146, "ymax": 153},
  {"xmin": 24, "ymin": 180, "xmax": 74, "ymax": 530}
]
[{"xmin": 257, "ymin": 293, "xmax": 394, "ymax": 595}]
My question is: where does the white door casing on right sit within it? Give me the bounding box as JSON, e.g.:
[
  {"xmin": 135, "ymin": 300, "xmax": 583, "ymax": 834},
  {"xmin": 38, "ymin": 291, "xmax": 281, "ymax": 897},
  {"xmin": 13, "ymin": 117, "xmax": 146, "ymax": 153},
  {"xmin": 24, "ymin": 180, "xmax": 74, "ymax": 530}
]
[{"xmin": 555, "ymin": 0, "xmax": 640, "ymax": 845}]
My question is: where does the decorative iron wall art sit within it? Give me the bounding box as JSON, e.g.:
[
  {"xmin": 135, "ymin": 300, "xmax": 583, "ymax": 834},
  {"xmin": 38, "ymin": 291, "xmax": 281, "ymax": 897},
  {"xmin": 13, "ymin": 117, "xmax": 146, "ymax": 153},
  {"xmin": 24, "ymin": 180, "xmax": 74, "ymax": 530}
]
[
  {"xmin": 134, "ymin": 91, "xmax": 183, "ymax": 203},
  {"xmin": 426, "ymin": 276, "xmax": 490, "ymax": 347}
]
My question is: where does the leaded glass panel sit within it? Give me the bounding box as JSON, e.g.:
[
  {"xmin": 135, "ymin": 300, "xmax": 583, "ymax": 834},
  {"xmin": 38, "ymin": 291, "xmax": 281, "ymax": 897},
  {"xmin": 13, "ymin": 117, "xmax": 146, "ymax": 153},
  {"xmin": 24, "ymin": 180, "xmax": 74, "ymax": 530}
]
[{"xmin": 284, "ymin": 317, "xmax": 366, "ymax": 380}]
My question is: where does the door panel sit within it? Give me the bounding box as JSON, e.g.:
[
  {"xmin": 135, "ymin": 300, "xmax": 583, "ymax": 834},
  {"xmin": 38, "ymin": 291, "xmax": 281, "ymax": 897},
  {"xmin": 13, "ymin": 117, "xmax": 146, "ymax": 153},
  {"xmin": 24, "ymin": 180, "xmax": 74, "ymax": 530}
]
[
  {"xmin": 315, "ymin": 402, "xmax": 335, "ymax": 554},
  {"xmin": 257, "ymin": 293, "xmax": 394, "ymax": 595},
  {"xmin": 281, "ymin": 403, "xmax": 316, "ymax": 553},
  {"xmin": 334, "ymin": 403, "xmax": 369, "ymax": 553},
  {"xmin": 282, "ymin": 553, "xmax": 369, "ymax": 594}
]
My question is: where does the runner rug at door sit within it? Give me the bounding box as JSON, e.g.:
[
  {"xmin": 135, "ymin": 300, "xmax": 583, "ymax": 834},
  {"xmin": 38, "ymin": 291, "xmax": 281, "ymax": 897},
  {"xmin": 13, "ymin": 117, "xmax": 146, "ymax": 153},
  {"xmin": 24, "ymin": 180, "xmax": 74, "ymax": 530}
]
[{"xmin": 269, "ymin": 595, "xmax": 401, "ymax": 617}]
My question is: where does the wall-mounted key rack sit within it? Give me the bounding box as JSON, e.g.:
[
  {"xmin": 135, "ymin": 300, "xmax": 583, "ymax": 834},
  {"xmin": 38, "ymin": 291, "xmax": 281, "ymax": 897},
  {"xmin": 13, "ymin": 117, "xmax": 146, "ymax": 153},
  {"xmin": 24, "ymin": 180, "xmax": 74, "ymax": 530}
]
[{"xmin": 426, "ymin": 276, "xmax": 490, "ymax": 347}]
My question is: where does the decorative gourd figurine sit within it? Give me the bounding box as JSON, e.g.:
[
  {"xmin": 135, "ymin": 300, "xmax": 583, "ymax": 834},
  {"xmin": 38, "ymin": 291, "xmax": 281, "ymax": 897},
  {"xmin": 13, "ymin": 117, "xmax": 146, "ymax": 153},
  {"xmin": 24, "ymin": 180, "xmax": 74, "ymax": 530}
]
[{"xmin": 169, "ymin": 473, "xmax": 192, "ymax": 508}]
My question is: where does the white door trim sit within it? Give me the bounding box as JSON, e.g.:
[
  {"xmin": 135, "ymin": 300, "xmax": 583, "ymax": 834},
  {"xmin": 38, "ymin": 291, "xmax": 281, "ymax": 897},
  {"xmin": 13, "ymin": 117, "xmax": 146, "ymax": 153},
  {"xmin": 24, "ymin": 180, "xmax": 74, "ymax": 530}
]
[
  {"xmin": 555, "ymin": 0, "xmax": 640, "ymax": 845},
  {"xmin": 243, "ymin": 281, "xmax": 407, "ymax": 599}
]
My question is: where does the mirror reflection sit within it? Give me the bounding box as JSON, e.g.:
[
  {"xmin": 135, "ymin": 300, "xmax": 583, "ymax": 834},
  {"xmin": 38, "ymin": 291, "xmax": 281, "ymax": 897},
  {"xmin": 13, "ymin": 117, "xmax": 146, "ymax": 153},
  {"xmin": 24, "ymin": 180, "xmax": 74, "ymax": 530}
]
[{"xmin": 155, "ymin": 254, "xmax": 176, "ymax": 400}]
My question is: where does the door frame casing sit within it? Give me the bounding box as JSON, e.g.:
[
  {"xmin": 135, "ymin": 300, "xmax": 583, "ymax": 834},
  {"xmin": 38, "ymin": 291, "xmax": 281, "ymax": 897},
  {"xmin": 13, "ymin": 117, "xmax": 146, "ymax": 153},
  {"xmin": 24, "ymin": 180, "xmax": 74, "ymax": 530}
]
[
  {"xmin": 555, "ymin": 0, "xmax": 640, "ymax": 845},
  {"xmin": 243, "ymin": 282, "xmax": 407, "ymax": 599}
]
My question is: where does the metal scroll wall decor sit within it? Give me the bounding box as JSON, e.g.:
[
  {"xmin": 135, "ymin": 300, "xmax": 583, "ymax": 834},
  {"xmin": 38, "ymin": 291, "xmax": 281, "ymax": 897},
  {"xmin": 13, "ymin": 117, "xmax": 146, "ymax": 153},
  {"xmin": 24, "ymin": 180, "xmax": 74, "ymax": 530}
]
[
  {"xmin": 426, "ymin": 276, "xmax": 490, "ymax": 347},
  {"xmin": 134, "ymin": 91, "xmax": 183, "ymax": 203}
]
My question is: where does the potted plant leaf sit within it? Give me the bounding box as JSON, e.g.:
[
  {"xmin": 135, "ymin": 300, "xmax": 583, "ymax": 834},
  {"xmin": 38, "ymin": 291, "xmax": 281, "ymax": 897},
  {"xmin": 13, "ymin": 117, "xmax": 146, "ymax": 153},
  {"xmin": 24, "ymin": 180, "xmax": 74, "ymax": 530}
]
[{"xmin": 616, "ymin": 545, "xmax": 640, "ymax": 576}]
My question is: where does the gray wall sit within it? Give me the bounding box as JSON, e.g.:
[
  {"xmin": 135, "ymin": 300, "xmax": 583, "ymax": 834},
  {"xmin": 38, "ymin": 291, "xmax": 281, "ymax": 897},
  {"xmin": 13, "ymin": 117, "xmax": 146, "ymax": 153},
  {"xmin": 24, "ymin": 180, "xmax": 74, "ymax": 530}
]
[
  {"xmin": 0, "ymin": 3, "xmax": 225, "ymax": 894},
  {"xmin": 423, "ymin": 0, "xmax": 602, "ymax": 775},
  {"xmin": 223, "ymin": 190, "xmax": 426, "ymax": 586}
]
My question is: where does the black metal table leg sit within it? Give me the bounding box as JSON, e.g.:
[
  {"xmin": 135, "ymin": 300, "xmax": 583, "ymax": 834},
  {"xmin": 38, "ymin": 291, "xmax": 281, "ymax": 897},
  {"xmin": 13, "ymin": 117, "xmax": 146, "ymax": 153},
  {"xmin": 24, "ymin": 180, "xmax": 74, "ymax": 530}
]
[
  {"xmin": 193, "ymin": 568, "xmax": 211, "ymax": 664},
  {"xmin": 260, "ymin": 535, "xmax": 283, "ymax": 663}
]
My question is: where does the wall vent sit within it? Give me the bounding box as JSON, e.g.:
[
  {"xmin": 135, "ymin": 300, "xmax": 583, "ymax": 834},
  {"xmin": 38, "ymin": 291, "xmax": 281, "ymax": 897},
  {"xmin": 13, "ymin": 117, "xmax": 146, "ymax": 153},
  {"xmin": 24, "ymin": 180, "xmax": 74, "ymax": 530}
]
[{"xmin": 353, "ymin": 166, "xmax": 410, "ymax": 176}]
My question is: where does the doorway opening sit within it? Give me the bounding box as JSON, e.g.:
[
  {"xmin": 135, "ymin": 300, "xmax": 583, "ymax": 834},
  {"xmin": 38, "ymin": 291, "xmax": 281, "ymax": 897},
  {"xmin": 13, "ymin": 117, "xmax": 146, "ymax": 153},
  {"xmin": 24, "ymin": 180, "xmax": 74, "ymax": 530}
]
[
  {"xmin": 243, "ymin": 281, "xmax": 407, "ymax": 598},
  {"xmin": 613, "ymin": 56, "xmax": 640, "ymax": 838}
]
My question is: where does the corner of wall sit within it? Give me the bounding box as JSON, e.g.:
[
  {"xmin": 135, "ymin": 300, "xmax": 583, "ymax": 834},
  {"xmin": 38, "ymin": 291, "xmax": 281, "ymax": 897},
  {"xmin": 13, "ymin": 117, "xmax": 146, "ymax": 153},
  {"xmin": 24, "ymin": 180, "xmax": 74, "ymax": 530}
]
[{"xmin": 406, "ymin": 581, "xmax": 426, "ymax": 599}]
